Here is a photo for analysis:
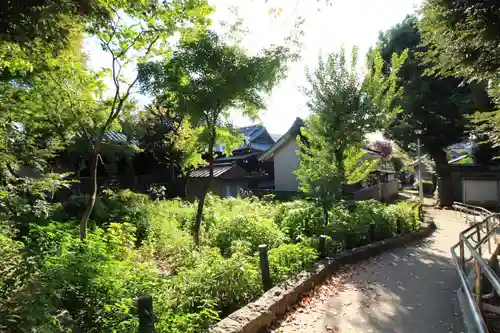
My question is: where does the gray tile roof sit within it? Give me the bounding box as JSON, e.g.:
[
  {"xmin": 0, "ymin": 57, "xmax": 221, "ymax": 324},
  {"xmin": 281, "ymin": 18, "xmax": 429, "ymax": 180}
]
[{"xmin": 189, "ymin": 164, "xmax": 235, "ymax": 178}]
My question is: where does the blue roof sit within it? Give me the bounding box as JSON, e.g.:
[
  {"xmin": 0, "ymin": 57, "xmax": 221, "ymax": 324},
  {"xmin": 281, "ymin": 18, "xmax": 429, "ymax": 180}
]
[{"xmin": 215, "ymin": 124, "xmax": 275, "ymax": 153}]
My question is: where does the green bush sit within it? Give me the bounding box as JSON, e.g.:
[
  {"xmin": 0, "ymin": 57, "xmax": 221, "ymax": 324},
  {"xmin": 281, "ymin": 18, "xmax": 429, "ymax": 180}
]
[
  {"xmin": 167, "ymin": 248, "xmax": 261, "ymax": 316},
  {"xmin": 269, "ymin": 243, "xmax": 318, "ymax": 283},
  {"xmin": 56, "ymin": 189, "xmax": 158, "ymax": 245},
  {"xmin": 385, "ymin": 201, "xmax": 421, "ymax": 233},
  {"xmin": 1, "ymin": 223, "xmax": 158, "ymax": 333},
  {"xmin": 142, "ymin": 200, "xmax": 198, "ymax": 272},
  {"xmin": 208, "ymin": 214, "xmax": 285, "ymax": 254},
  {"xmin": 274, "ymin": 200, "xmax": 324, "ymax": 239},
  {"xmin": 1, "ymin": 191, "xmax": 423, "ymax": 333},
  {"xmin": 0, "ymin": 235, "xmax": 24, "ymax": 298}
]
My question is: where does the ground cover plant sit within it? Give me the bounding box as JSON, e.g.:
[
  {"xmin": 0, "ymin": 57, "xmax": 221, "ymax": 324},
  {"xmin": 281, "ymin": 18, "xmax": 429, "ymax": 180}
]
[{"xmin": 0, "ymin": 191, "xmax": 421, "ymax": 332}]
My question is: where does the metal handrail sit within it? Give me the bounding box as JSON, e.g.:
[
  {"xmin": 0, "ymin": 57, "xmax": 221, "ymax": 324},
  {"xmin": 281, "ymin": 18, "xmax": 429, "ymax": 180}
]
[
  {"xmin": 451, "ymin": 202, "xmax": 500, "ymax": 333},
  {"xmin": 454, "ymin": 201, "xmax": 492, "ymax": 226}
]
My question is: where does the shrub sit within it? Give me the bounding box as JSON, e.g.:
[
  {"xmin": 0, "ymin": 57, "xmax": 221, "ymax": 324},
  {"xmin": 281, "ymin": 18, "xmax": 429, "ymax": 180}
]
[
  {"xmin": 208, "ymin": 214, "xmax": 285, "ymax": 254},
  {"xmin": 274, "ymin": 200, "xmax": 324, "ymax": 239},
  {"xmin": 143, "ymin": 200, "xmax": 197, "ymax": 272},
  {"xmin": 1, "ymin": 191, "xmax": 424, "ymax": 333},
  {"xmin": 1, "ymin": 223, "xmax": 158, "ymax": 333},
  {"xmin": 167, "ymin": 248, "xmax": 261, "ymax": 316},
  {"xmin": 268, "ymin": 243, "xmax": 318, "ymax": 283},
  {"xmin": 0, "ymin": 235, "xmax": 24, "ymax": 298}
]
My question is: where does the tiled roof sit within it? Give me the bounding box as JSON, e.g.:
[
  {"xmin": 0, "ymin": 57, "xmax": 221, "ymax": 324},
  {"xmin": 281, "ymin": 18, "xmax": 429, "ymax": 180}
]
[
  {"xmin": 270, "ymin": 133, "xmax": 282, "ymax": 141},
  {"xmin": 214, "ymin": 153, "xmax": 257, "ymax": 163},
  {"xmin": 215, "ymin": 124, "xmax": 274, "ymax": 153},
  {"xmin": 258, "ymin": 118, "xmax": 305, "ymax": 161},
  {"xmin": 104, "ymin": 131, "xmax": 139, "ymax": 146},
  {"xmin": 239, "ymin": 124, "xmax": 265, "ymax": 139},
  {"xmin": 189, "ymin": 163, "xmax": 236, "ymax": 178}
]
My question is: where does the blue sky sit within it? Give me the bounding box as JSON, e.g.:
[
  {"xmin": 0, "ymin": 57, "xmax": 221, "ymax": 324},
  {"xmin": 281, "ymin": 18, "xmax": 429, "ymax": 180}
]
[{"xmin": 85, "ymin": 0, "xmax": 421, "ymax": 136}]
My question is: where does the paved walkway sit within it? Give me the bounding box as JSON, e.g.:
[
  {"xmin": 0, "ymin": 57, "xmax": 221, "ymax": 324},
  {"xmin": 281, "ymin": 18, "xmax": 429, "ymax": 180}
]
[{"xmin": 269, "ymin": 205, "xmax": 468, "ymax": 333}]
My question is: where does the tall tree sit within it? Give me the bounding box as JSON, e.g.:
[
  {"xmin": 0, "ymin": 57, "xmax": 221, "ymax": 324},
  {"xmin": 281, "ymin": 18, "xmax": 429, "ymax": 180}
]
[
  {"xmin": 66, "ymin": 0, "xmax": 212, "ymax": 239},
  {"xmin": 295, "ymin": 46, "xmax": 406, "ymax": 224},
  {"xmin": 378, "ymin": 16, "xmax": 491, "ymax": 206},
  {"xmin": 372, "ymin": 140, "xmax": 393, "ymax": 158},
  {"xmin": 471, "ymin": 135, "xmax": 500, "ymax": 166},
  {"xmin": 125, "ymin": 103, "xmax": 204, "ymax": 197},
  {"xmin": 0, "ymin": 0, "xmax": 109, "ymax": 81},
  {"xmin": 420, "ymin": 0, "xmax": 500, "ymax": 147},
  {"xmin": 139, "ymin": 30, "xmax": 290, "ymax": 247}
]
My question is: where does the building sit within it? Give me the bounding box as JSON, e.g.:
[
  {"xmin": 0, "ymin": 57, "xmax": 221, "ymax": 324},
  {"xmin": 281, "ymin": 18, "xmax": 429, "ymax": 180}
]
[
  {"xmin": 258, "ymin": 118, "xmax": 397, "ymax": 200},
  {"xmin": 186, "ymin": 124, "xmax": 277, "ymax": 198}
]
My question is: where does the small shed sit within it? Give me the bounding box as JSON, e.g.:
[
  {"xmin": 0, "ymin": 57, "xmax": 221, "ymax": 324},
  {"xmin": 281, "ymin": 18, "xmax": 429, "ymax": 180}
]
[{"xmin": 187, "ymin": 163, "xmax": 250, "ymax": 199}]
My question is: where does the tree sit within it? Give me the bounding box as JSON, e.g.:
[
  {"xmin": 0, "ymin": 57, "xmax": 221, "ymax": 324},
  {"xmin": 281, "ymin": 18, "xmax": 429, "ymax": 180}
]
[
  {"xmin": 125, "ymin": 103, "xmax": 204, "ymax": 197},
  {"xmin": 139, "ymin": 30, "xmax": 290, "ymax": 247},
  {"xmin": 0, "ymin": 31, "xmax": 98, "ymax": 175},
  {"xmin": 68, "ymin": 0, "xmax": 212, "ymax": 239},
  {"xmin": 372, "ymin": 140, "xmax": 393, "ymax": 158},
  {"xmin": 378, "ymin": 16, "xmax": 491, "ymax": 206},
  {"xmin": 471, "ymin": 135, "xmax": 500, "ymax": 166},
  {"xmin": 295, "ymin": 46, "xmax": 406, "ymax": 224},
  {"xmin": 0, "ymin": 0, "xmax": 110, "ymax": 82},
  {"xmin": 420, "ymin": 0, "xmax": 500, "ymax": 147}
]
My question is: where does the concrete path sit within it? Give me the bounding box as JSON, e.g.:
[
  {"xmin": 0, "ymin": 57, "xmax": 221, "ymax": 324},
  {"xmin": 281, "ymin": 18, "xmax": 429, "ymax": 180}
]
[{"xmin": 268, "ymin": 206, "xmax": 468, "ymax": 333}]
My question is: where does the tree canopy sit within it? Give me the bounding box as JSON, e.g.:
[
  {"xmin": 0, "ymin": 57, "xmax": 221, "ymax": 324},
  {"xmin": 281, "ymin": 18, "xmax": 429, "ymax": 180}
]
[
  {"xmin": 139, "ymin": 29, "xmax": 291, "ymax": 247},
  {"xmin": 420, "ymin": 0, "xmax": 500, "ymax": 147},
  {"xmin": 378, "ymin": 15, "xmax": 491, "ymax": 205},
  {"xmin": 296, "ymin": 45, "xmax": 406, "ymax": 224}
]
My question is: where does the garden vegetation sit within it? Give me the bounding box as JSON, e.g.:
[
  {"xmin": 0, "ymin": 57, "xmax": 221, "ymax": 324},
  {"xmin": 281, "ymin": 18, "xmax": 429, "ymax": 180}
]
[{"xmin": 0, "ymin": 191, "xmax": 421, "ymax": 332}]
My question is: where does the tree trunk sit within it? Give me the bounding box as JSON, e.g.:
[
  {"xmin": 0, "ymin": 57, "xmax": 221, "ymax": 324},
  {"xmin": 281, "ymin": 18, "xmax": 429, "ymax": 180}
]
[
  {"xmin": 322, "ymin": 199, "xmax": 329, "ymax": 227},
  {"xmin": 334, "ymin": 149, "xmax": 345, "ymax": 199},
  {"xmin": 193, "ymin": 137, "xmax": 215, "ymax": 248},
  {"xmin": 79, "ymin": 151, "xmax": 98, "ymax": 240},
  {"xmin": 431, "ymin": 148, "xmax": 454, "ymax": 207}
]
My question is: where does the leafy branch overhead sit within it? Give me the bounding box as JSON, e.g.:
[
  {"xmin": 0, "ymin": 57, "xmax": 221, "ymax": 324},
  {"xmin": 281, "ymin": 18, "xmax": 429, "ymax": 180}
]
[
  {"xmin": 139, "ymin": 29, "xmax": 292, "ymax": 247},
  {"xmin": 419, "ymin": 0, "xmax": 500, "ymax": 147}
]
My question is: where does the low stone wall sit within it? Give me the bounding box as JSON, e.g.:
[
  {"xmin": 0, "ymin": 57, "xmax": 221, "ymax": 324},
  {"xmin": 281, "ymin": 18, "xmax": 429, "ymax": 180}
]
[
  {"xmin": 354, "ymin": 184, "xmax": 381, "ymax": 201},
  {"xmin": 381, "ymin": 180, "xmax": 399, "ymax": 200},
  {"xmin": 209, "ymin": 226, "xmax": 435, "ymax": 333}
]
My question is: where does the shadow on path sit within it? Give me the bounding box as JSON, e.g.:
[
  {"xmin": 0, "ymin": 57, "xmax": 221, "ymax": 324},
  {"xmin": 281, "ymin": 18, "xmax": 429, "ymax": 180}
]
[{"xmin": 272, "ymin": 210, "xmax": 467, "ymax": 333}]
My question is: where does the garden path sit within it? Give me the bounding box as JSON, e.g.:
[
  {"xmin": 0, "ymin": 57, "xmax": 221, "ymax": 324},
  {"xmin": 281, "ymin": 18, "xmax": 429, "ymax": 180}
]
[{"xmin": 268, "ymin": 201, "xmax": 468, "ymax": 333}]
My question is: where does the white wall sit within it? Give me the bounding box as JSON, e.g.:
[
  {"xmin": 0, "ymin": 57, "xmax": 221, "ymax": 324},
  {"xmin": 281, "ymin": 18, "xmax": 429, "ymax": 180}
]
[
  {"xmin": 274, "ymin": 138, "xmax": 300, "ymax": 191},
  {"xmin": 463, "ymin": 179, "xmax": 499, "ymax": 207}
]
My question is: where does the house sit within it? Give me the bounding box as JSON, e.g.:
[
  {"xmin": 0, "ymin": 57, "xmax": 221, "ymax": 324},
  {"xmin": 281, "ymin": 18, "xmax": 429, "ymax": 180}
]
[
  {"xmin": 186, "ymin": 163, "xmax": 251, "ymax": 199},
  {"xmin": 411, "ymin": 154, "xmax": 435, "ymax": 184},
  {"xmin": 257, "ymin": 118, "xmax": 394, "ymax": 196},
  {"xmin": 213, "ymin": 124, "xmax": 276, "ymax": 173},
  {"xmin": 258, "ymin": 118, "xmax": 305, "ymax": 191},
  {"xmin": 186, "ymin": 124, "xmax": 277, "ymax": 198}
]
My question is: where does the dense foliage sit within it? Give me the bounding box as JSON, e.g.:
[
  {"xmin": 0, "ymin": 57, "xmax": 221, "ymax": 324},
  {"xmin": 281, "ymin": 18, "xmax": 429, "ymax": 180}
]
[
  {"xmin": 377, "ymin": 15, "xmax": 492, "ymax": 206},
  {"xmin": 138, "ymin": 29, "xmax": 292, "ymax": 247},
  {"xmin": 420, "ymin": 0, "xmax": 500, "ymax": 147},
  {"xmin": 0, "ymin": 192, "xmax": 421, "ymax": 332},
  {"xmin": 295, "ymin": 46, "xmax": 406, "ymax": 224}
]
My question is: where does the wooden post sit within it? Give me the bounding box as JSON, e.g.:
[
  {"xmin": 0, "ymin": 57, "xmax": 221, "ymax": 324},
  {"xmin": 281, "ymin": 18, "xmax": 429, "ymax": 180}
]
[
  {"xmin": 259, "ymin": 244, "xmax": 272, "ymax": 291},
  {"xmin": 137, "ymin": 295, "xmax": 154, "ymax": 333},
  {"xmin": 396, "ymin": 220, "xmax": 402, "ymax": 234},
  {"xmin": 319, "ymin": 235, "xmax": 327, "ymax": 258},
  {"xmin": 369, "ymin": 223, "xmax": 376, "ymax": 242}
]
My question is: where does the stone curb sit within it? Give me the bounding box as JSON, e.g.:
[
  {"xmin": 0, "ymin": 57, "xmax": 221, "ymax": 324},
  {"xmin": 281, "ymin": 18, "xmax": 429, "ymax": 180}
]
[{"xmin": 209, "ymin": 226, "xmax": 435, "ymax": 333}]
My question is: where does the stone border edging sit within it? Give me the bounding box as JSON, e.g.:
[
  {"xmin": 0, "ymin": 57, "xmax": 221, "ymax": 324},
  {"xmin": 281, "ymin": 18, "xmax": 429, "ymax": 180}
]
[{"xmin": 209, "ymin": 226, "xmax": 435, "ymax": 333}]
